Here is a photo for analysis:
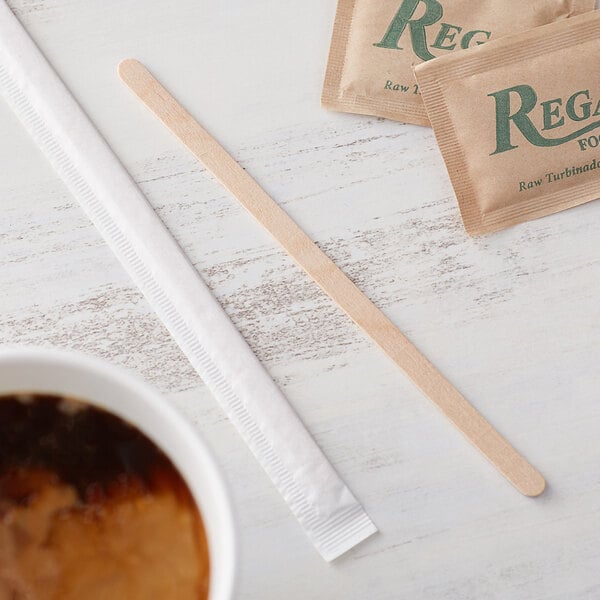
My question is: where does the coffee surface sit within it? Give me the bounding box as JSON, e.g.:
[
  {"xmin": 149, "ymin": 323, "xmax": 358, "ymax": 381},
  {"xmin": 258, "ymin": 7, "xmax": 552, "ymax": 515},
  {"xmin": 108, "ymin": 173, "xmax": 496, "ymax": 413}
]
[{"xmin": 0, "ymin": 394, "xmax": 210, "ymax": 600}]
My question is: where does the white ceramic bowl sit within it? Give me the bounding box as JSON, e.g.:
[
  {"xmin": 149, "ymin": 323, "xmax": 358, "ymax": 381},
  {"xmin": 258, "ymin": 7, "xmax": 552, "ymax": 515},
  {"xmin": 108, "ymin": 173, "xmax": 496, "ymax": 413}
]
[{"xmin": 0, "ymin": 347, "xmax": 237, "ymax": 600}]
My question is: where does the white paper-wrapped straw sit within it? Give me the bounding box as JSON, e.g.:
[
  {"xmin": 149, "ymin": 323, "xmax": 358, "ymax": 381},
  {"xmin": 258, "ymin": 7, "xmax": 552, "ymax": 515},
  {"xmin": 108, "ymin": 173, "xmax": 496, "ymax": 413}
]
[{"xmin": 0, "ymin": 0, "xmax": 377, "ymax": 561}]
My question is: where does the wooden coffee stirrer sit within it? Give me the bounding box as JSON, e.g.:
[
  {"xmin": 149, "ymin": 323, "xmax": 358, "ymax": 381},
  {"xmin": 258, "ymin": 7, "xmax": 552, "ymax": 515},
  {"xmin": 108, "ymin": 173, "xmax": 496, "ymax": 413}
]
[{"xmin": 118, "ymin": 59, "xmax": 545, "ymax": 497}]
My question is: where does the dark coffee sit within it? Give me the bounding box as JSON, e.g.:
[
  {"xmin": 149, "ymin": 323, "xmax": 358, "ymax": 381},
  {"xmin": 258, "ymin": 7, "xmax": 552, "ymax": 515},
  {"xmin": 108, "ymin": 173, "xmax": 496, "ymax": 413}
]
[{"xmin": 0, "ymin": 394, "xmax": 210, "ymax": 599}]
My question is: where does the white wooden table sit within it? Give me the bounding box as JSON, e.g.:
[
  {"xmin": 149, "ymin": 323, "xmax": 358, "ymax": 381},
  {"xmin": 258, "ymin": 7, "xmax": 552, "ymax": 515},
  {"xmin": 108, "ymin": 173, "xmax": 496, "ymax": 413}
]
[{"xmin": 2, "ymin": 1, "xmax": 600, "ymax": 598}]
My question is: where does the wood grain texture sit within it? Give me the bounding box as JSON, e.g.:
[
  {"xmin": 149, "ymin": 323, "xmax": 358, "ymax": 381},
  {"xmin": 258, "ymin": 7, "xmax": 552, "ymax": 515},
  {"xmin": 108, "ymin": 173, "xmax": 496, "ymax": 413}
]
[{"xmin": 1, "ymin": 0, "xmax": 600, "ymax": 598}]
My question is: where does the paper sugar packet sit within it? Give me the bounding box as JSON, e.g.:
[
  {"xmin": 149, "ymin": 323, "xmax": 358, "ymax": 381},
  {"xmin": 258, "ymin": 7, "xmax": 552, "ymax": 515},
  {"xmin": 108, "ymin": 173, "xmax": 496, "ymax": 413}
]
[
  {"xmin": 0, "ymin": 0, "xmax": 376, "ymax": 561},
  {"xmin": 322, "ymin": 0, "xmax": 595, "ymax": 126},
  {"xmin": 415, "ymin": 10, "xmax": 600, "ymax": 235}
]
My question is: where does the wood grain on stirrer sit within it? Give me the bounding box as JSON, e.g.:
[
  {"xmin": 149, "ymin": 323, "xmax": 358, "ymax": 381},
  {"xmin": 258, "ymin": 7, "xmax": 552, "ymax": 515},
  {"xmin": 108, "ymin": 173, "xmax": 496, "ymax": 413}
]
[{"xmin": 118, "ymin": 58, "xmax": 545, "ymax": 498}]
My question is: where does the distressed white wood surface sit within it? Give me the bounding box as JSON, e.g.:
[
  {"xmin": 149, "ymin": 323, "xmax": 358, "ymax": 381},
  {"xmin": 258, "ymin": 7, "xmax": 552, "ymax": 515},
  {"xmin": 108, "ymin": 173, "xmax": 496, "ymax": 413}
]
[{"xmin": 1, "ymin": 1, "xmax": 599, "ymax": 598}]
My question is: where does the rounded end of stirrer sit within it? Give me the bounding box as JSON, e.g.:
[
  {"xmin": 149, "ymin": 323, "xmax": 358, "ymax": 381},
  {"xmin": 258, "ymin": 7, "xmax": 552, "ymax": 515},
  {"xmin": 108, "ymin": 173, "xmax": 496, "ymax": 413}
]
[
  {"xmin": 117, "ymin": 58, "xmax": 143, "ymax": 82},
  {"xmin": 520, "ymin": 471, "xmax": 546, "ymax": 498}
]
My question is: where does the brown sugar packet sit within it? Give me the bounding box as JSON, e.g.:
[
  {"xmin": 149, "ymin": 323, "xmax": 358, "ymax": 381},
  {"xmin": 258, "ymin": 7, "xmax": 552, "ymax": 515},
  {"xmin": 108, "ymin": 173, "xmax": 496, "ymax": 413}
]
[
  {"xmin": 414, "ymin": 10, "xmax": 600, "ymax": 235},
  {"xmin": 322, "ymin": 0, "xmax": 595, "ymax": 126}
]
